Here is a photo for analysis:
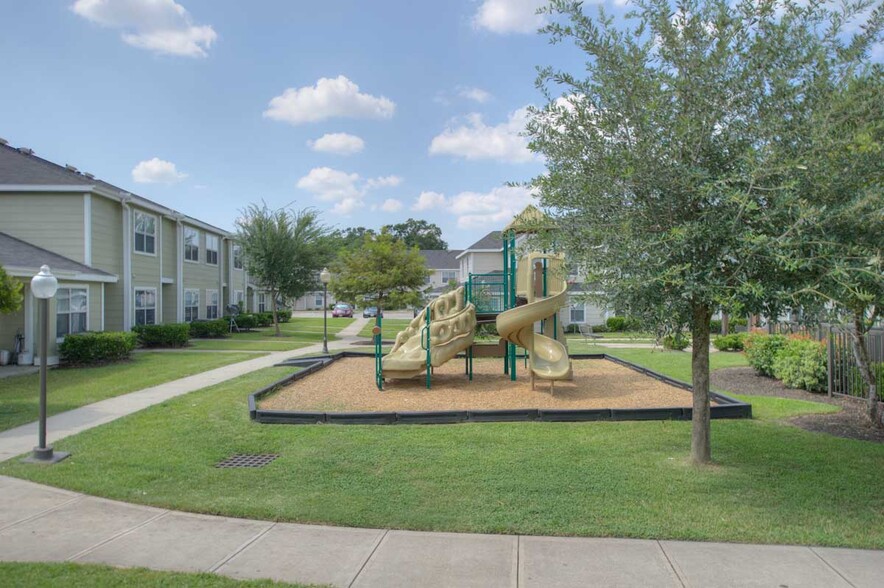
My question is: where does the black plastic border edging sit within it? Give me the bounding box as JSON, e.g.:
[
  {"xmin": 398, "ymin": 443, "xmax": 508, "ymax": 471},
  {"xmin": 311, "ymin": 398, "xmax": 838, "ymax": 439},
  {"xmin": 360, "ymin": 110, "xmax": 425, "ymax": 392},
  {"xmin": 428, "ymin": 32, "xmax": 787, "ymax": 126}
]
[{"xmin": 248, "ymin": 350, "xmax": 752, "ymax": 425}]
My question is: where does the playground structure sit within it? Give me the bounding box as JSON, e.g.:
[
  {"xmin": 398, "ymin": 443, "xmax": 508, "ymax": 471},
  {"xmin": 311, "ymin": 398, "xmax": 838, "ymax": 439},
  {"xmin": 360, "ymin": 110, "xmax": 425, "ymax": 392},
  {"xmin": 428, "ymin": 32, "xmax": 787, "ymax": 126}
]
[{"xmin": 376, "ymin": 208, "xmax": 573, "ymax": 391}]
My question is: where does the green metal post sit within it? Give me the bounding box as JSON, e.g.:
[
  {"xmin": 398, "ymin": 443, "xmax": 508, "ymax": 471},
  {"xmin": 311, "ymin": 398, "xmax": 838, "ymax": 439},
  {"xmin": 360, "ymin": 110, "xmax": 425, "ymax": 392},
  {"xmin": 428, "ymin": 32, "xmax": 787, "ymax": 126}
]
[
  {"xmin": 425, "ymin": 304, "xmax": 431, "ymax": 389},
  {"xmin": 374, "ymin": 313, "xmax": 383, "ymax": 390}
]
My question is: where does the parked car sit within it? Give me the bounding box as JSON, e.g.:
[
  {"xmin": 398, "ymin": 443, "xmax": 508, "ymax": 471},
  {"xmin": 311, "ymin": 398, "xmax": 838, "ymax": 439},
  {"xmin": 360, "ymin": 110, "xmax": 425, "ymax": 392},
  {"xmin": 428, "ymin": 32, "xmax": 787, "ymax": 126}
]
[
  {"xmin": 332, "ymin": 303, "xmax": 353, "ymax": 318},
  {"xmin": 362, "ymin": 306, "xmax": 383, "ymax": 318}
]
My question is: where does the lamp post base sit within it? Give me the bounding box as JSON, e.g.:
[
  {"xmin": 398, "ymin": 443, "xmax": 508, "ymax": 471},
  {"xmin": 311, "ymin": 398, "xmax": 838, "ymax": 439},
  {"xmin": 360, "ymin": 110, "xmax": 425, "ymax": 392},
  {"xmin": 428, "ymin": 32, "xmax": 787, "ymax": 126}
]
[{"xmin": 22, "ymin": 447, "xmax": 70, "ymax": 465}]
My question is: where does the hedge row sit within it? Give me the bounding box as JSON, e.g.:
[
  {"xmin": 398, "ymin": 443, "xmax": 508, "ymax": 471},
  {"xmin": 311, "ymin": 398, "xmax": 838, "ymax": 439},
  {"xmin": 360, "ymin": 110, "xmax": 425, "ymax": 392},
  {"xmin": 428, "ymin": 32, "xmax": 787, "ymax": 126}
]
[
  {"xmin": 231, "ymin": 311, "xmax": 290, "ymax": 330},
  {"xmin": 59, "ymin": 331, "xmax": 137, "ymax": 365},
  {"xmin": 745, "ymin": 334, "xmax": 827, "ymax": 392},
  {"xmin": 713, "ymin": 333, "xmax": 746, "ymax": 352},
  {"xmin": 133, "ymin": 323, "xmax": 190, "ymax": 348}
]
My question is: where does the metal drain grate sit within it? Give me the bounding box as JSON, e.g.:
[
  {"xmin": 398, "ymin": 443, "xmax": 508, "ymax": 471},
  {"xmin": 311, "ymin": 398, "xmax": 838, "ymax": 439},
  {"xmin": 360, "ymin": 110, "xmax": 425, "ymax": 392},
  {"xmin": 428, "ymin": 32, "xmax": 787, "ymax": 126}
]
[{"xmin": 215, "ymin": 454, "xmax": 279, "ymax": 468}]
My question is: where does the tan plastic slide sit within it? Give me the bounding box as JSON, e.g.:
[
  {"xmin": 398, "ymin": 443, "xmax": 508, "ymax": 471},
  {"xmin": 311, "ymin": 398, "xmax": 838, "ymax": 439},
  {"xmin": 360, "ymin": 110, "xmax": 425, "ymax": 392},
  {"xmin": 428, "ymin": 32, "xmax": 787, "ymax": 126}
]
[
  {"xmin": 496, "ymin": 280, "xmax": 573, "ymax": 385},
  {"xmin": 382, "ymin": 286, "xmax": 476, "ymax": 380}
]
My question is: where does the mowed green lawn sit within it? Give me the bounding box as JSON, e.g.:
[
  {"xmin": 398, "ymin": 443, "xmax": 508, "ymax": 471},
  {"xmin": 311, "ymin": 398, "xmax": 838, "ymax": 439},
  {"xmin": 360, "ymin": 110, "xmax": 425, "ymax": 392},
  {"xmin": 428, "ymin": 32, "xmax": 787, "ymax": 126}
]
[
  {"xmin": 0, "ymin": 352, "xmax": 259, "ymax": 432},
  {"xmin": 188, "ymin": 317, "xmax": 355, "ymax": 351},
  {"xmin": 2, "ymin": 349, "xmax": 881, "ymax": 548},
  {"xmin": 0, "ymin": 562, "xmax": 311, "ymax": 587},
  {"xmin": 357, "ymin": 318, "xmax": 412, "ymax": 339}
]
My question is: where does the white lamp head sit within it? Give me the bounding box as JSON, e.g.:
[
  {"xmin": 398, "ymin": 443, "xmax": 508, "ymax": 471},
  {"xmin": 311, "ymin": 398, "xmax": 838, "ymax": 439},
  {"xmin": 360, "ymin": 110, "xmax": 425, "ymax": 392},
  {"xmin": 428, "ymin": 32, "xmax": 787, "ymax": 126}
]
[
  {"xmin": 31, "ymin": 265, "xmax": 58, "ymax": 300},
  {"xmin": 320, "ymin": 267, "xmax": 331, "ymax": 284}
]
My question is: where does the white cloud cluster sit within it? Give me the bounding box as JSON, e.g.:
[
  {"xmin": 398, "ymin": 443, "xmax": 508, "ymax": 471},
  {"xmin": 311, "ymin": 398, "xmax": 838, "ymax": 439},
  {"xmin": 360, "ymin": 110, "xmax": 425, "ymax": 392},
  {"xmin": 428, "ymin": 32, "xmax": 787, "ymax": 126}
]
[
  {"xmin": 472, "ymin": 0, "xmax": 547, "ymax": 34},
  {"xmin": 307, "ymin": 132, "xmax": 365, "ymax": 155},
  {"xmin": 264, "ymin": 76, "xmax": 395, "ymax": 125},
  {"xmin": 429, "ymin": 107, "xmax": 535, "ymax": 163},
  {"xmin": 296, "ymin": 167, "xmax": 402, "ymax": 215},
  {"xmin": 379, "ymin": 198, "xmax": 403, "ymax": 213},
  {"xmin": 131, "ymin": 157, "xmax": 187, "ymax": 183},
  {"xmin": 410, "ymin": 185, "xmax": 536, "ymax": 229},
  {"xmin": 458, "ymin": 86, "xmax": 493, "ymax": 103},
  {"xmin": 71, "ymin": 0, "xmax": 216, "ymax": 57}
]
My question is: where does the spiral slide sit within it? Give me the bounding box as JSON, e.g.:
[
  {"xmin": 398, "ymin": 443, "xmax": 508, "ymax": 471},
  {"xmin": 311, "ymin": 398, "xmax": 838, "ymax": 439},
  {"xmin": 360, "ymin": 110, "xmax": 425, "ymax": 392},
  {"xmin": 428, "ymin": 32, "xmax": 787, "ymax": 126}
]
[
  {"xmin": 496, "ymin": 287, "xmax": 573, "ymax": 386},
  {"xmin": 381, "ymin": 287, "xmax": 476, "ymax": 380}
]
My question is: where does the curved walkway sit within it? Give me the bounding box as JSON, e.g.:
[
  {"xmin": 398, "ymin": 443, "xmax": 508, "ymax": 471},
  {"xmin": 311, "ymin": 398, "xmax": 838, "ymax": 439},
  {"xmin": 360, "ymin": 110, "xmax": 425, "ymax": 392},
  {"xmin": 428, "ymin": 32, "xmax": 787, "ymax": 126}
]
[{"xmin": 0, "ymin": 315, "xmax": 881, "ymax": 586}]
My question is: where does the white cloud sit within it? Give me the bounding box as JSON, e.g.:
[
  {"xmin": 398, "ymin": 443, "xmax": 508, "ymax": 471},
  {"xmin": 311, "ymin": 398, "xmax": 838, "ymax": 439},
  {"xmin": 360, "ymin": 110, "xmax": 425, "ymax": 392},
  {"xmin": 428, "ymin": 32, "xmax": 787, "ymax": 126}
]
[
  {"xmin": 379, "ymin": 198, "xmax": 403, "ymax": 213},
  {"xmin": 296, "ymin": 167, "xmax": 402, "ymax": 216},
  {"xmin": 264, "ymin": 75, "xmax": 395, "ymax": 125},
  {"xmin": 429, "ymin": 107, "xmax": 535, "ymax": 163},
  {"xmin": 307, "ymin": 132, "xmax": 365, "ymax": 155},
  {"xmin": 458, "ymin": 86, "xmax": 493, "ymax": 103},
  {"xmin": 132, "ymin": 157, "xmax": 187, "ymax": 183},
  {"xmin": 473, "ymin": 0, "xmax": 547, "ymax": 34},
  {"xmin": 411, "ymin": 191, "xmax": 448, "ymax": 211},
  {"xmin": 71, "ymin": 0, "xmax": 216, "ymax": 57},
  {"xmin": 409, "ymin": 186, "xmax": 536, "ymax": 229}
]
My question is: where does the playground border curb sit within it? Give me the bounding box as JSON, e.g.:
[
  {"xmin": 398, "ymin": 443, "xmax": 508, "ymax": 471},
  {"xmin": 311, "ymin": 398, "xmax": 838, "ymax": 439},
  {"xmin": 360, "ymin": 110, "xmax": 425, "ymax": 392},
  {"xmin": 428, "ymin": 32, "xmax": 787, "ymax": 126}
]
[{"xmin": 248, "ymin": 351, "xmax": 752, "ymax": 425}]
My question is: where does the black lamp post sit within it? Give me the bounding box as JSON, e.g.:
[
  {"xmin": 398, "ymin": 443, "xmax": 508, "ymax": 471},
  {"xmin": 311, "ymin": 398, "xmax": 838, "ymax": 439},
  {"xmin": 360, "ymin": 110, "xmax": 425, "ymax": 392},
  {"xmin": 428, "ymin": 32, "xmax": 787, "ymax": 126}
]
[
  {"xmin": 320, "ymin": 267, "xmax": 331, "ymax": 354},
  {"xmin": 23, "ymin": 265, "xmax": 70, "ymax": 465}
]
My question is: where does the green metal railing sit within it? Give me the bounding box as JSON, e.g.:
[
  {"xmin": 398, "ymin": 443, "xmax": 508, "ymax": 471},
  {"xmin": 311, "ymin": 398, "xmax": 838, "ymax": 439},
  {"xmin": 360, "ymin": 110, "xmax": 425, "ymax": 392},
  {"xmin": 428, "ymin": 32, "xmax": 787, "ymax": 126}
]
[
  {"xmin": 373, "ymin": 314, "xmax": 383, "ymax": 390},
  {"xmin": 466, "ymin": 273, "xmax": 506, "ymax": 314}
]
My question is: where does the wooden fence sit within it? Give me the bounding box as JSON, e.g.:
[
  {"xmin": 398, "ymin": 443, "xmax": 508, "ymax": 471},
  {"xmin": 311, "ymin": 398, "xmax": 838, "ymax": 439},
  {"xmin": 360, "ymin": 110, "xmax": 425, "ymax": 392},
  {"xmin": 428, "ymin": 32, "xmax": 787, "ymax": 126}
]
[{"xmin": 827, "ymin": 327, "xmax": 884, "ymax": 400}]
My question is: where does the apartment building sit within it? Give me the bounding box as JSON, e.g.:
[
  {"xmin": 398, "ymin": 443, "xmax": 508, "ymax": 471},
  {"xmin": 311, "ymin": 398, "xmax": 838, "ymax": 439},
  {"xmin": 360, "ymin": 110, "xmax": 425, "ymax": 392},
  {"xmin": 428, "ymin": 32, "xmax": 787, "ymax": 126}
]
[{"xmin": 0, "ymin": 142, "xmax": 251, "ymax": 364}]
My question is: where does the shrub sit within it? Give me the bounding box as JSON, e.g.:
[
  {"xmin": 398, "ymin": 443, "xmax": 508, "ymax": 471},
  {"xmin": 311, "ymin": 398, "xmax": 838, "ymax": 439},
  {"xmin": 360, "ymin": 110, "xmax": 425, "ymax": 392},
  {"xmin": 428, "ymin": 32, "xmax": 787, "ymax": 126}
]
[
  {"xmin": 744, "ymin": 334, "xmax": 787, "ymax": 376},
  {"xmin": 732, "ymin": 317, "xmax": 748, "ymax": 327},
  {"xmin": 277, "ymin": 310, "xmax": 292, "ymax": 323},
  {"xmin": 133, "ymin": 323, "xmax": 190, "ymax": 348},
  {"xmin": 713, "ymin": 333, "xmax": 746, "ymax": 352},
  {"xmin": 255, "ymin": 312, "xmax": 273, "ymax": 327},
  {"xmin": 59, "ymin": 331, "xmax": 136, "ymax": 365},
  {"xmin": 710, "ymin": 319, "xmax": 722, "ymax": 334},
  {"xmin": 772, "ymin": 338, "xmax": 827, "ymax": 392},
  {"xmin": 662, "ymin": 331, "xmax": 690, "ymax": 350},
  {"xmin": 591, "ymin": 323, "xmax": 608, "ymax": 333},
  {"xmin": 564, "ymin": 323, "xmax": 580, "ymax": 334},
  {"xmin": 189, "ymin": 319, "xmax": 229, "ymax": 339},
  {"xmin": 235, "ymin": 314, "xmax": 257, "ymax": 330}
]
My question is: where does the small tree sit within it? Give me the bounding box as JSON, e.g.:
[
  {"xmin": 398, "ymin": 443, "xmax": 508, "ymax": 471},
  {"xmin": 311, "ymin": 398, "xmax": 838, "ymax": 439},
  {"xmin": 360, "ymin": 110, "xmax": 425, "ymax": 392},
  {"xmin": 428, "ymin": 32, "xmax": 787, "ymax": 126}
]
[
  {"xmin": 382, "ymin": 219, "xmax": 448, "ymax": 250},
  {"xmin": 330, "ymin": 233, "xmax": 429, "ymax": 313},
  {"xmin": 0, "ymin": 265, "xmax": 23, "ymax": 314},
  {"xmin": 526, "ymin": 0, "xmax": 881, "ymax": 463},
  {"xmin": 236, "ymin": 204, "xmax": 332, "ymax": 336}
]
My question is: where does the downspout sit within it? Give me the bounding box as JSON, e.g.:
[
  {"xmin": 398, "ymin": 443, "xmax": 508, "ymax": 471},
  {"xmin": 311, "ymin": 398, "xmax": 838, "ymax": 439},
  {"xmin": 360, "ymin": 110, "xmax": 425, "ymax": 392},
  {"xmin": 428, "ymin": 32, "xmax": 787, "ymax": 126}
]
[
  {"xmin": 157, "ymin": 215, "xmax": 163, "ymax": 323},
  {"xmin": 175, "ymin": 215, "xmax": 184, "ymax": 322},
  {"xmin": 120, "ymin": 193, "xmax": 133, "ymax": 331}
]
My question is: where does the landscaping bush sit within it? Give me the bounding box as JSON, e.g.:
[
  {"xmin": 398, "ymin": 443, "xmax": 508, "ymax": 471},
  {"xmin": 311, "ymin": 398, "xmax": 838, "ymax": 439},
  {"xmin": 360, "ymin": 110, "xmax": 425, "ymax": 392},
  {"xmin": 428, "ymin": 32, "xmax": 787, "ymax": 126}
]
[
  {"xmin": 564, "ymin": 323, "xmax": 580, "ymax": 334},
  {"xmin": 277, "ymin": 310, "xmax": 292, "ymax": 323},
  {"xmin": 255, "ymin": 312, "xmax": 273, "ymax": 327},
  {"xmin": 234, "ymin": 314, "xmax": 257, "ymax": 330},
  {"xmin": 710, "ymin": 319, "xmax": 722, "ymax": 334},
  {"xmin": 59, "ymin": 331, "xmax": 136, "ymax": 365},
  {"xmin": 189, "ymin": 319, "xmax": 229, "ymax": 339},
  {"xmin": 772, "ymin": 337, "xmax": 827, "ymax": 392},
  {"xmin": 590, "ymin": 323, "xmax": 608, "ymax": 333},
  {"xmin": 133, "ymin": 323, "xmax": 190, "ymax": 348},
  {"xmin": 744, "ymin": 333, "xmax": 787, "ymax": 376},
  {"xmin": 662, "ymin": 331, "xmax": 690, "ymax": 350},
  {"xmin": 713, "ymin": 333, "xmax": 746, "ymax": 352},
  {"xmin": 607, "ymin": 316, "xmax": 641, "ymax": 331}
]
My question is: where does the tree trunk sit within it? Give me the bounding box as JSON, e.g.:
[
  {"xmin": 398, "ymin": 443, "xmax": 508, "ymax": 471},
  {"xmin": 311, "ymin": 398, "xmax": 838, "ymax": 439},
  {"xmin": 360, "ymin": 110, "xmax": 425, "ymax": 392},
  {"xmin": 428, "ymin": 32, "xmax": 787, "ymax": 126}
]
[
  {"xmin": 721, "ymin": 312, "xmax": 729, "ymax": 335},
  {"xmin": 690, "ymin": 302, "xmax": 713, "ymax": 464},
  {"xmin": 271, "ymin": 292, "xmax": 280, "ymax": 337},
  {"xmin": 850, "ymin": 310, "xmax": 881, "ymax": 429}
]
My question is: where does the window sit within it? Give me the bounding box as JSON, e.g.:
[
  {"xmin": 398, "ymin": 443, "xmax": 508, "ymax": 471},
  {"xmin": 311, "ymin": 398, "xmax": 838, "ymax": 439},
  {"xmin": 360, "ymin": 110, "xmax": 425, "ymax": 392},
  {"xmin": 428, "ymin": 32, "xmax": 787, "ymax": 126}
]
[
  {"xmin": 569, "ymin": 303, "xmax": 585, "ymax": 324},
  {"xmin": 314, "ymin": 292, "xmax": 323, "ymax": 307},
  {"xmin": 57, "ymin": 287, "xmax": 88, "ymax": 337},
  {"xmin": 206, "ymin": 289, "xmax": 219, "ymax": 319},
  {"xmin": 234, "ymin": 290, "xmax": 244, "ymax": 307},
  {"xmin": 134, "ymin": 288, "xmax": 157, "ymax": 326},
  {"xmin": 206, "ymin": 234, "xmax": 219, "ymax": 265},
  {"xmin": 184, "ymin": 289, "xmax": 200, "ymax": 322},
  {"xmin": 233, "ymin": 244, "xmax": 243, "ymax": 270},
  {"xmin": 441, "ymin": 270, "xmax": 458, "ymax": 283},
  {"xmin": 257, "ymin": 292, "xmax": 266, "ymax": 313},
  {"xmin": 184, "ymin": 227, "xmax": 200, "ymax": 262},
  {"xmin": 134, "ymin": 211, "xmax": 156, "ymax": 254}
]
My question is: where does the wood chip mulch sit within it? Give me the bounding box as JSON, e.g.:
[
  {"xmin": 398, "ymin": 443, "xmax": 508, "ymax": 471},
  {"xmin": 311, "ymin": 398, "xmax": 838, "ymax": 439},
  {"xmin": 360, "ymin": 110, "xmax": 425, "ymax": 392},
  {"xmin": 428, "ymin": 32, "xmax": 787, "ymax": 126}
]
[
  {"xmin": 710, "ymin": 367, "xmax": 884, "ymax": 443},
  {"xmin": 260, "ymin": 357, "xmax": 696, "ymax": 413}
]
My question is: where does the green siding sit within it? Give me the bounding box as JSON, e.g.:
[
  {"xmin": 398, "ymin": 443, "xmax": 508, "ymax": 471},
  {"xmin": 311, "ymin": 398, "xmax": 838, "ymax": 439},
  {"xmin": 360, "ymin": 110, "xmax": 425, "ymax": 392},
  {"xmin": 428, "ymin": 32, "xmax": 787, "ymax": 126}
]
[
  {"xmin": 91, "ymin": 196, "xmax": 124, "ymax": 331},
  {"xmin": 0, "ymin": 193, "xmax": 85, "ymax": 264},
  {"xmin": 181, "ymin": 226, "xmax": 223, "ymax": 320}
]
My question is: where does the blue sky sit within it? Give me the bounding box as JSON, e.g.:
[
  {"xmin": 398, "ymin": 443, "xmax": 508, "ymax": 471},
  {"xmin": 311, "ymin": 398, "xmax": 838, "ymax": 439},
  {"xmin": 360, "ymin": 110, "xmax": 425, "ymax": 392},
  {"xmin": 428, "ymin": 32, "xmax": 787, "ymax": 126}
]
[{"xmin": 0, "ymin": 0, "xmax": 599, "ymax": 249}]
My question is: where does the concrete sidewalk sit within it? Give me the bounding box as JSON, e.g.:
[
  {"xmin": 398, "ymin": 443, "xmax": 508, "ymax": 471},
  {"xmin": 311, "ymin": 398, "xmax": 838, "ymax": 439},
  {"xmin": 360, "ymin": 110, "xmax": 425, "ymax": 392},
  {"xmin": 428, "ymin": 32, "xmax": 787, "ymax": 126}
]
[
  {"xmin": 0, "ymin": 476, "xmax": 880, "ymax": 588},
  {"xmin": 0, "ymin": 316, "xmax": 370, "ymax": 462}
]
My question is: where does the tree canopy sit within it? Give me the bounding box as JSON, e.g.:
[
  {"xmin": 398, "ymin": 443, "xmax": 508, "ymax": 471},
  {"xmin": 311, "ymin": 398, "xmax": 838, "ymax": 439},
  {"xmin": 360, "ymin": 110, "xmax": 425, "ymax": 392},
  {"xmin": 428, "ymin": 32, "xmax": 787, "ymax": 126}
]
[
  {"xmin": 0, "ymin": 265, "xmax": 23, "ymax": 315},
  {"xmin": 381, "ymin": 219, "xmax": 448, "ymax": 250},
  {"xmin": 330, "ymin": 233, "xmax": 429, "ymax": 310},
  {"xmin": 236, "ymin": 204, "xmax": 333, "ymax": 335},
  {"xmin": 526, "ymin": 0, "xmax": 882, "ymax": 462}
]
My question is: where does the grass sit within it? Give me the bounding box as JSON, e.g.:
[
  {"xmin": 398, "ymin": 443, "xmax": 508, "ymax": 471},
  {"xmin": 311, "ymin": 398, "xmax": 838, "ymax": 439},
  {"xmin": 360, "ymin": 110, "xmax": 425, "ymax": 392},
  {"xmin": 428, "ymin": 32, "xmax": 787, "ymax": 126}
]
[
  {"xmin": 186, "ymin": 317, "xmax": 356, "ymax": 351},
  {"xmin": 189, "ymin": 340, "xmax": 313, "ymax": 352},
  {"xmin": 2, "ymin": 350, "xmax": 881, "ymax": 549},
  {"xmin": 357, "ymin": 318, "xmax": 413, "ymax": 339},
  {"xmin": 0, "ymin": 562, "xmax": 314, "ymax": 587},
  {"xmin": 0, "ymin": 352, "xmax": 259, "ymax": 432}
]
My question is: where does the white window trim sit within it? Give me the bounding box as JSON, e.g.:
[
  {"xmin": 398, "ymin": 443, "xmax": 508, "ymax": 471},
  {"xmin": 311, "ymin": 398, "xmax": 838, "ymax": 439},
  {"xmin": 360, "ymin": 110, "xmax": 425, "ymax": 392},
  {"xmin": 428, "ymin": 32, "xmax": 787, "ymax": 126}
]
[
  {"xmin": 184, "ymin": 288, "xmax": 200, "ymax": 322},
  {"xmin": 234, "ymin": 290, "xmax": 244, "ymax": 305},
  {"xmin": 134, "ymin": 287, "xmax": 158, "ymax": 326},
  {"xmin": 184, "ymin": 227, "xmax": 201, "ymax": 264},
  {"xmin": 232, "ymin": 244, "xmax": 244, "ymax": 270},
  {"xmin": 206, "ymin": 288, "xmax": 219, "ymax": 319},
  {"xmin": 134, "ymin": 210, "xmax": 158, "ymax": 257},
  {"xmin": 55, "ymin": 284, "xmax": 90, "ymax": 342},
  {"xmin": 205, "ymin": 234, "xmax": 220, "ymax": 266},
  {"xmin": 569, "ymin": 302, "xmax": 586, "ymax": 324}
]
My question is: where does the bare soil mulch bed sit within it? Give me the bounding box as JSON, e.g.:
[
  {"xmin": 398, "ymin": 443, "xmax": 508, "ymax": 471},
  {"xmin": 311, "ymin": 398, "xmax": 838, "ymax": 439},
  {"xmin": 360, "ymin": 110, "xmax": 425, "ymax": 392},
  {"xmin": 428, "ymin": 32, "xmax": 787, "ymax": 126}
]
[
  {"xmin": 260, "ymin": 357, "xmax": 697, "ymax": 412},
  {"xmin": 711, "ymin": 366, "xmax": 884, "ymax": 443}
]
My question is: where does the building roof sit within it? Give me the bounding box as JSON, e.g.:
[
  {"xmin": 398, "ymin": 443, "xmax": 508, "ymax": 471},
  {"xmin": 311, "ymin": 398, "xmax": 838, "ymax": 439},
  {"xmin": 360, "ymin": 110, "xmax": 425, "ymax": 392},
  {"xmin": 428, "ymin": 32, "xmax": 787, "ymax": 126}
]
[
  {"xmin": 0, "ymin": 142, "xmax": 231, "ymax": 236},
  {"xmin": 455, "ymin": 231, "xmax": 503, "ymax": 259},
  {"xmin": 419, "ymin": 249, "xmax": 461, "ymax": 269},
  {"xmin": 0, "ymin": 232, "xmax": 117, "ymax": 282}
]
